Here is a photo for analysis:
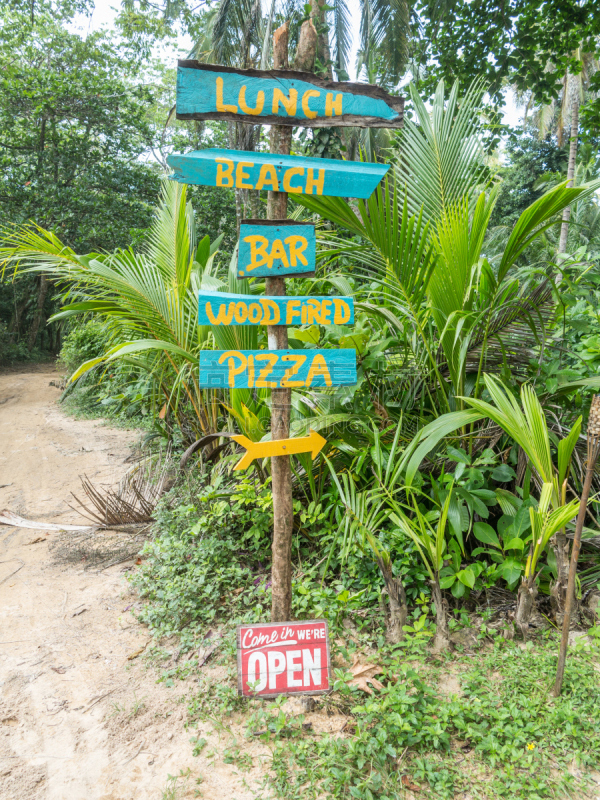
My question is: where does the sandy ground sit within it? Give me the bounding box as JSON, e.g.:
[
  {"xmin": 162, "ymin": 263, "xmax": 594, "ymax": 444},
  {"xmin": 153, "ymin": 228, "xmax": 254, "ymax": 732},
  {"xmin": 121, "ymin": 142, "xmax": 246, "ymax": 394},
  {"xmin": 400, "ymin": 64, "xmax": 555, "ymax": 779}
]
[{"xmin": 0, "ymin": 366, "xmax": 273, "ymax": 800}]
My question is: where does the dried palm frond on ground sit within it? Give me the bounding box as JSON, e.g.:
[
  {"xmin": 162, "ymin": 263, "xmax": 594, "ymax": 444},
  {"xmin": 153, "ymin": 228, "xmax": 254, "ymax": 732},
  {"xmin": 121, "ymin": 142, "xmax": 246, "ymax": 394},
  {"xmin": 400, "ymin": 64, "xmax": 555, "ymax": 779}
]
[
  {"xmin": 49, "ymin": 526, "xmax": 149, "ymax": 571},
  {"xmin": 69, "ymin": 450, "xmax": 173, "ymax": 526}
]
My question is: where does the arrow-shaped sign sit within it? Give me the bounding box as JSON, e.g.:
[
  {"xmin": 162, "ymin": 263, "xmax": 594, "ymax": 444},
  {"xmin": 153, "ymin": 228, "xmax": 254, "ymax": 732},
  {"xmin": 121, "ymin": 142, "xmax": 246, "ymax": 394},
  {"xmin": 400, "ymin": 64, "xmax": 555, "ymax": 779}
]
[{"xmin": 231, "ymin": 429, "xmax": 326, "ymax": 470}]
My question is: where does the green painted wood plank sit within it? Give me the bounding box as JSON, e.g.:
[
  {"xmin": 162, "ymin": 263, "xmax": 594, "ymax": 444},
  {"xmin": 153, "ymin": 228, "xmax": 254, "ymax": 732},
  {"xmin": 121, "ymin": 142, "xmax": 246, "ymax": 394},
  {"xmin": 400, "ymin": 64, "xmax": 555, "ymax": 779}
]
[
  {"xmin": 176, "ymin": 62, "xmax": 404, "ymax": 129},
  {"xmin": 238, "ymin": 221, "xmax": 315, "ymax": 278},
  {"xmin": 167, "ymin": 148, "xmax": 388, "ymax": 199},
  {"xmin": 199, "ymin": 349, "xmax": 357, "ymax": 389},
  {"xmin": 198, "ymin": 291, "xmax": 354, "ymax": 326}
]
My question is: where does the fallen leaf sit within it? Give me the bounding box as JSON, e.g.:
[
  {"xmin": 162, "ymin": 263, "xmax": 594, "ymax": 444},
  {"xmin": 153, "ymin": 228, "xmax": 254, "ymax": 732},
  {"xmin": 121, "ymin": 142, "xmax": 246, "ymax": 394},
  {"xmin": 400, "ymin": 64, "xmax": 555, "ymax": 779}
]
[
  {"xmin": 198, "ymin": 642, "xmax": 218, "ymax": 667},
  {"xmin": 127, "ymin": 641, "xmax": 150, "ymax": 660},
  {"xmin": 401, "ymin": 775, "xmax": 421, "ymax": 791},
  {"xmin": 347, "ymin": 654, "xmax": 384, "ymax": 695}
]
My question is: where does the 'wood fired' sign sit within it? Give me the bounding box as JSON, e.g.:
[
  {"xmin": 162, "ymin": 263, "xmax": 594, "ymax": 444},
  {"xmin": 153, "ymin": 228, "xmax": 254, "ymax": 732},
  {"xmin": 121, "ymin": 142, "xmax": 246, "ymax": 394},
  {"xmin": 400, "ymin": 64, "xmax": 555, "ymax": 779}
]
[
  {"xmin": 199, "ymin": 349, "xmax": 356, "ymax": 389},
  {"xmin": 238, "ymin": 220, "xmax": 315, "ymax": 278},
  {"xmin": 167, "ymin": 149, "xmax": 389, "ymax": 199},
  {"xmin": 237, "ymin": 620, "xmax": 331, "ymax": 697},
  {"xmin": 198, "ymin": 291, "xmax": 354, "ymax": 326},
  {"xmin": 176, "ymin": 62, "xmax": 404, "ymax": 129}
]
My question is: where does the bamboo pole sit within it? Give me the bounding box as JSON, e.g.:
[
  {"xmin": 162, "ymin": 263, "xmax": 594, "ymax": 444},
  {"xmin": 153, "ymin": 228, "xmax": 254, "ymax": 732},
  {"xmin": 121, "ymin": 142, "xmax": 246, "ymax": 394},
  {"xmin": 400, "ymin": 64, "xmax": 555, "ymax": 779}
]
[{"xmin": 552, "ymin": 395, "xmax": 600, "ymax": 696}]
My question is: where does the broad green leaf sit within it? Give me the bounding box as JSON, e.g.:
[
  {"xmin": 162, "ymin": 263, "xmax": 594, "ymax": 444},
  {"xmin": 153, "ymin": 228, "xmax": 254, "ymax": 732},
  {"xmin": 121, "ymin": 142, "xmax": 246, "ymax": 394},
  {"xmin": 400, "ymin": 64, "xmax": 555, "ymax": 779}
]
[
  {"xmin": 457, "ymin": 567, "xmax": 476, "ymax": 588},
  {"xmin": 473, "ymin": 522, "xmax": 501, "ymax": 549},
  {"xmin": 492, "ymin": 464, "xmax": 516, "ymax": 482},
  {"xmin": 503, "ymin": 537, "xmax": 526, "ymax": 551}
]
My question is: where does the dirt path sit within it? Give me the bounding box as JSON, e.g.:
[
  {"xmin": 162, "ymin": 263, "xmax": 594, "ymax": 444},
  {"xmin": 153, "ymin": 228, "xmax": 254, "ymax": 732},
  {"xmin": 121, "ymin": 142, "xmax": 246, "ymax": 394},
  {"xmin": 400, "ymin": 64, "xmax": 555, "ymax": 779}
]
[{"xmin": 0, "ymin": 367, "xmax": 266, "ymax": 800}]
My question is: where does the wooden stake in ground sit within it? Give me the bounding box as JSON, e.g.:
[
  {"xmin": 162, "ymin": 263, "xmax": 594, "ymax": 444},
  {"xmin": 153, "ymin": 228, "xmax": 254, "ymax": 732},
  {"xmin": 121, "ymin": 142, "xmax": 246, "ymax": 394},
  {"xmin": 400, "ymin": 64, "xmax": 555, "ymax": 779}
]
[
  {"xmin": 267, "ymin": 20, "xmax": 317, "ymax": 623},
  {"xmin": 552, "ymin": 394, "xmax": 600, "ymax": 696}
]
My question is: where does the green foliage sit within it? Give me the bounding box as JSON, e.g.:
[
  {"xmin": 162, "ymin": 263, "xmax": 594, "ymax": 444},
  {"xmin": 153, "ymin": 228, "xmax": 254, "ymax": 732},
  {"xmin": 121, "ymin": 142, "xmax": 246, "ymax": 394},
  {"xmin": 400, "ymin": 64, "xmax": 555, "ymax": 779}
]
[
  {"xmin": 130, "ymin": 477, "xmax": 275, "ymax": 645},
  {"xmin": 0, "ymin": 10, "xmax": 159, "ymax": 253},
  {"xmin": 268, "ymin": 636, "xmax": 600, "ymax": 799},
  {"xmin": 58, "ymin": 319, "xmax": 112, "ymax": 375}
]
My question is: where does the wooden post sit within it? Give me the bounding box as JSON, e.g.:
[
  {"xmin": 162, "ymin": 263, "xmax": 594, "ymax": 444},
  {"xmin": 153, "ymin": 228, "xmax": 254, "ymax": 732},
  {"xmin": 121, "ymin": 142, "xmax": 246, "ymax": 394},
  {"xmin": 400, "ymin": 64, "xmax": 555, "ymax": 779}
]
[
  {"xmin": 267, "ymin": 20, "xmax": 317, "ymax": 623},
  {"xmin": 552, "ymin": 395, "xmax": 600, "ymax": 696}
]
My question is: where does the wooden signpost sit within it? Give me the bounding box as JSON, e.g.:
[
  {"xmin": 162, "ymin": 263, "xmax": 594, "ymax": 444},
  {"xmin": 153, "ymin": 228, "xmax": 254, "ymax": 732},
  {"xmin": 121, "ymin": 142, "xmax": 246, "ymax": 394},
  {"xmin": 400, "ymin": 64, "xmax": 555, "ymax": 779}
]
[
  {"xmin": 167, "ymin": 148, "xmax": 389, "ymax": 199},
  {"xmin": 171, "ymin": 19, "xmax": 398, "ymax": 649},
  {"xmin": 238, "ymin": 220, "xmax": 316, "ymax": 278},
  {"xmin": 176, "ymin": 62, "xmax": 404, "ymax": 129},
  {"xmin": 237, "ymin": 620, "xmax": 331, "ymax": 697}
]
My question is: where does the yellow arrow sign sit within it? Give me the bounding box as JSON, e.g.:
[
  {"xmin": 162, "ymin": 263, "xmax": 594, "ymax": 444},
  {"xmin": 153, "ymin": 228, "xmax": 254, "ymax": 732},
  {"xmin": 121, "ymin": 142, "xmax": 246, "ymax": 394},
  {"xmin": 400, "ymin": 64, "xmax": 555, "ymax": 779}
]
[{"xmin": 231, "ymin": 429, "xmax": 327, "ymax": 470}]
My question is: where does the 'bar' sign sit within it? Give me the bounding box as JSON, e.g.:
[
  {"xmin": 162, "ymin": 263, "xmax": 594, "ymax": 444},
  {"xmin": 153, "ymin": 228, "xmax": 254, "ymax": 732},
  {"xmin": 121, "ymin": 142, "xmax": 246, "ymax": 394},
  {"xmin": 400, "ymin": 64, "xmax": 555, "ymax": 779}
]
[
  {"xmin": 176, "ymin": 62, "xmax": 404, "ymax": 129},
  {"xmin": 237, "ymin": 620, "xmax": 331, "ymax": 697},
  {"xmin": 238, "ymin": 220, "xmax": 315, "ymax": 278}
]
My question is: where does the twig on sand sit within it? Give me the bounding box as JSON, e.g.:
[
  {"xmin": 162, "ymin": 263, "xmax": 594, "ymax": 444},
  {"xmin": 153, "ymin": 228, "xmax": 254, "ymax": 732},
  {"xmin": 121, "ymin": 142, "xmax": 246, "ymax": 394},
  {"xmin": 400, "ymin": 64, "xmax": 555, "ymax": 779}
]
[{"xmin": 82, "ymin": 684, "xmax": 126, "ymax": 714}]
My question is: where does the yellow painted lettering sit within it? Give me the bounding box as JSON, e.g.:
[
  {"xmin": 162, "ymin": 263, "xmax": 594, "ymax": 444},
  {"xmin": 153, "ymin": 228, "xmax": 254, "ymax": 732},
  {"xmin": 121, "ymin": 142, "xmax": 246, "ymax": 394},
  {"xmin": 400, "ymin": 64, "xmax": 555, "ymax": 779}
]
[
  {"xmin": 238, "ymin": 85, "xmax": 265, "ymax": 115},
  {"xmin": 244, "ymin": 235, "xmax": 269, "ymax": 269},
  {"xmin": 269, "ymin": 239, "xmax": 289, "ymax": 268},
  {"xmin": 320, "ymin": 299, "xmax": 333, "ymax": 325},
  {"xmin": 216, "ymin": 77, "xmax": 238, "ymax": 113},
  {"xmin": 260, "ymin": 299, "xmax": 281, "ymax": 324},
  {"xmin": 306, "ymin": 354, "xmax": 332, "ymax": 387},
  {"xmin": 248, "ymin": 302, "xmax": 262, "ymax": 323},
  {"xmin": 285, "ymin": 235, "xmax": 309, "ymax": 267},
  {"xmin": 306, "ymin": 298, "xmax": 322, "ymax": 325},
  {"xmin": 247, "ymin": 354, "xmax": 255, "ymax": 388},
  {"xmin": 325, "ymin": 92, "xmax": 343, "ymax": 117},
  {"xmin": 306, "ymin": 168, "xmax": 325, "ymax": 195},
  {"xmin": 217, "ymin": 350, "xmax": 247, "ymax": 388},
  {"xmin": 283, "ymin": 167, "xmax": 305, "ymax": 194},
  {"xmin": 216, "ymin": 158, "xmax": 234, "ymax": 187},
  {"xmin": 285, "ymin": 299, "xmax": 302, "ymax": 324},
  {"xmin": 205, "ymin": 301, "xmax": 235, "ymax": 325},
  {"xmin": 332, "ymin": 298, "xmax": 351, "ymax": 324},
  {"xmin": 302, "ymin": 89, "xmax": 320, "ymax": 119},
  {"xmin": 281, "ymin": 354, "xmax": 307, "ymax": 388},
  {"xmin": 255, "ymin": 163, "xmax": 279, "ymax": 191},
  {"xmin": 255, "ymin": 353, "xmax": 278, "ymax": 388},
  {"xmin": 233, "ymin": 301, "xmax": 248, "ymax": 323},
  {"xmin": 235, "ymin": 161, "xmax": 254, "ymax": 189},
  {"xmin": 272, "ymin": 87, "xmax": 298, "ymax": 117}
]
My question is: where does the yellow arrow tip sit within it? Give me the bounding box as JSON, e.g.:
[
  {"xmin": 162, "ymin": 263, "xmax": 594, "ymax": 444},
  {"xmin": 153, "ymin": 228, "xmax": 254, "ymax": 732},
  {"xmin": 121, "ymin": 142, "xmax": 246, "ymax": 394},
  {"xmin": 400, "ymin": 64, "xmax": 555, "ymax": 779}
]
[{"xmin": 309, "ymin": 428, "xmax": 327, "ymax": 458}]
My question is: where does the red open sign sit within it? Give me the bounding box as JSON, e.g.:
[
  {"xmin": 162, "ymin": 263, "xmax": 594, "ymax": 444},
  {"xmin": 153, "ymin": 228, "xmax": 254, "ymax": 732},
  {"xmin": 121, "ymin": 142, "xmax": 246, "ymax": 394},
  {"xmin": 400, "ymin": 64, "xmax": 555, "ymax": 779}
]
[{"xmin": 237, "ymin": 620, "xmax": 331, "ymax": 697}]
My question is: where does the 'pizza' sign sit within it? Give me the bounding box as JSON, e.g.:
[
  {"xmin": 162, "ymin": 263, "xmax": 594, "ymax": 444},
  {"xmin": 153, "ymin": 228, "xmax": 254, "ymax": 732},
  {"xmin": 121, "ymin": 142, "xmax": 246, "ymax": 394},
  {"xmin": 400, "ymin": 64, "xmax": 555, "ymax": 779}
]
[{"xmin": 237, "ymin": 620, "xmax": 331, "ymax": 697}]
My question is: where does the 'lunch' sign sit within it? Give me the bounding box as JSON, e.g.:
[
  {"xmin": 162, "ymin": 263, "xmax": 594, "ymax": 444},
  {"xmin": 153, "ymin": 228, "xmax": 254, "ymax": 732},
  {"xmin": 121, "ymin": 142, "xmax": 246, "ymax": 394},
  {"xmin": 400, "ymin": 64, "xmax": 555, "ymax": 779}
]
[{"xmin": 237, "ymin": 620, "xmax": 331, "ymax": 697}]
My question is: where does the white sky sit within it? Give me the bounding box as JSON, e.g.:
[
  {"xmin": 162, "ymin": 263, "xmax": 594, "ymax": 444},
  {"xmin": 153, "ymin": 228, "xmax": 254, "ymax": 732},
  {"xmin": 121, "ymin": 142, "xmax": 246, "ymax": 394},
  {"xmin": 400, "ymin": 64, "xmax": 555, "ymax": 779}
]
[{"xmin": 73, "ymin": 0, "xmax": 524, "ymax": 127}]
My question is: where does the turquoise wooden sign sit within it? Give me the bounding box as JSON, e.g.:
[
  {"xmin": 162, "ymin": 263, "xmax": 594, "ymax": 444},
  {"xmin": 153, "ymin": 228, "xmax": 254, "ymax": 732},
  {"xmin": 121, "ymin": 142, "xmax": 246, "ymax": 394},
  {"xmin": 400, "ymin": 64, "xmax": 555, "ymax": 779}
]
[
  {"xmin": 176, "ymin": 62, "xmax": 404, "ymax": 129},
  {"xmin": 238, "ymin": 221, "xmax": 315, "ymax": 278},
  {"xmin": 200, "ymin": 349, "xmax": 357, "ymax": 389},
  {"xmin": 199, "ymin": 291, "xmax": 354, "ymax": 326},
  {"xmin": 167, "ymin": 149, "xmax": 389, "ymax": 199}
]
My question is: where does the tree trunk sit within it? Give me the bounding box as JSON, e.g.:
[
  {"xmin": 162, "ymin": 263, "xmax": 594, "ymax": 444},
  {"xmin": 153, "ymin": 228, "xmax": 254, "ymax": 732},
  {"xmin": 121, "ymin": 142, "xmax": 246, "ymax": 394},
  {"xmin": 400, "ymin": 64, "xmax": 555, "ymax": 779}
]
[
  {"xmin": 27, "ymin": 274, "xmax": 49, "ymax": 352},
  {"xmin": 310, "ymin": 0, "xmax": 333, "ymax": 78},
  {"xmin": 375, "ymin": 555, "xmax": 407, "ymax": 643},
  {"xmin": 557, "ymin": 73, "xmax": 580, "ymax": 257},
  {"xmin": 550, "ymin": 531, "xmax": 571, "ymax": 626},
  {"xmin": 431, "ymin": 579, "xmax": 451, "ymax": 653},
  {"xmin": 515, "ymin": 575, "xmax": 538, "ymax": 637}
]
